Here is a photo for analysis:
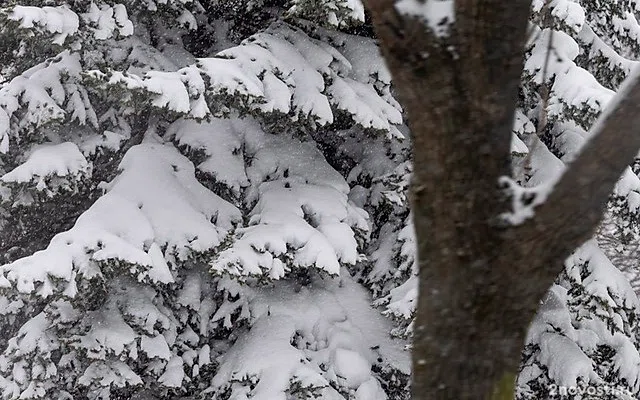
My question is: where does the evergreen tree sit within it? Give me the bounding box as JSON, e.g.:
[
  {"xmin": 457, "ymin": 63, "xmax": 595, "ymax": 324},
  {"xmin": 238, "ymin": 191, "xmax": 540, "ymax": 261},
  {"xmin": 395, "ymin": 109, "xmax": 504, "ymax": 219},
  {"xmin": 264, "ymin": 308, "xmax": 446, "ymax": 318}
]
[
  {"xmin": 514, "ymin": 0, "xmax": 640, "ymax": 398},
  {"xmin": 0, "ymin": 2, "xmax": 409, "ymax": 399},
  {"xmin": 3, "ymin": 1, "xmax": 640, "ymax": 400}
]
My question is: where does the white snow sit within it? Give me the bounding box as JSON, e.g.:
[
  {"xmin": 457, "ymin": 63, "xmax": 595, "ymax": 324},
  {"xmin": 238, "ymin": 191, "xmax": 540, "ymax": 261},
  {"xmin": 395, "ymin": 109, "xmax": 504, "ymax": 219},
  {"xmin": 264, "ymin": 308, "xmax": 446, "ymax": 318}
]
[
  {"xmin": 589, "ymin": 64, "xmax": 640, "ymax": 143},
  {"xmin": 211, "ymin": 127, "xmax": 369, "ymax": 278},
  {"xmin": 337, "ymin": 33, "xmax": 393, "ymax": 85},
  {"xmin": 511, "ymin": 133, "xmax": 528, "ymax": 154},
  {"xmin": 0, "ymin": 52, "xmax": 86, "ymax": 153},
  {"xmin": 523, "ymin": 237, "xmax": 640, "ymax": 396},
  {"xmin": 0, "ymin": 143, "xmax": 241, "ymax": 296},
  {"xmin": 104, "ymin": 143, "xmax": 241, "ymax": 255},
  {"xmin": 289, "ymin": 0, "xmax": 365, "ymax": 27},
  {"xmin": 248, "ymin": 25, "xmax": 334, "ymax": 125},
  {"xmin": 77, "ymin": 301, "xmax": 137, "ymax": 359},
  {"xmin": 567, "ymin": 240, "xmax": 640, "ymax": 311},
  {"xmin": 210, "ymin": 270, "xmax": 408, "ymax": 399},
  {"xmin": 328, "ymin": 77, "xmax": 403, "ymax": 134},
  {"xmin": 10, "ymin": 5, "xmax": 79, "ymax": 45},
  {"xmin": 532, "ymin": 0, "xmax": 585, "ymax": 33},
  {"xmin": 146, "ymin": 243, "xmax": 174, "ymax": 284},
  {"xmin": 78, "ymin": 361, "xmax": 142, "ymax": 388},
  {"xmin": 140, "ymin": 335, "xmax": 171, "ymax": 361},
  {"xmin": 93, "ymin": 21, "xmax": 402, "ymax": 136},
  {"xmin": 1, "ymin": 142, "xmax": 89, "ymax": 184},
  {"xmin": 395, "ymin": 0, "xmax": 455, "ymax": 37},
  {"xmin": 80, "ymin": 130, "xmax": 128, "ymax": 156},
  {"xmin": 525, "ymin": 27, "xmax": 615, "ymax": 130},
  {"xmin": 158, "ymin": 356, "xmax": 184, "ymax": 387},
  {"xmin": 144, "ymin": 71, "xmax": 192, "ymax": 113},
  {"xmin": 333, "ymin": 348, "xmax": 371, "ymax": 388},
  {"xmin": 167, "ymin": 118, "xmax": 250, "ymax": 196},
  {"xmin": 81, "ymin": 3, "xmax": 134, "ymax": 40},
  {"xmin": 538, "ymin": 333, "xmax": 599, "ymax": 387},
  {"xmin": 4, "ymin": 313, "xmax": 57, "ymax": 357}
]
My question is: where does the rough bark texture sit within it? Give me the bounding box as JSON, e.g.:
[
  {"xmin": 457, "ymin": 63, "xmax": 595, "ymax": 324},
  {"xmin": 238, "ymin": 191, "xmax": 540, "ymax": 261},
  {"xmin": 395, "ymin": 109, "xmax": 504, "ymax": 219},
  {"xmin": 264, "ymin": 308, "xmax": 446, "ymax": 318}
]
[{"xmin": 363, "ymin": 1, "xmax": 640, "ymax": 399}]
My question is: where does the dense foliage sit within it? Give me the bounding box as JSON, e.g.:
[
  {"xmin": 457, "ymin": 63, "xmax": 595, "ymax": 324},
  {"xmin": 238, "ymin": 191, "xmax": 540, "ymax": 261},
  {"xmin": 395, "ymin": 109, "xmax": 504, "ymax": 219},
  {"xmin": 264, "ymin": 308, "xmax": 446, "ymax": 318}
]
[{"xmin": 1, "ymin": 1, "xmax": 640, "ymax": 400}]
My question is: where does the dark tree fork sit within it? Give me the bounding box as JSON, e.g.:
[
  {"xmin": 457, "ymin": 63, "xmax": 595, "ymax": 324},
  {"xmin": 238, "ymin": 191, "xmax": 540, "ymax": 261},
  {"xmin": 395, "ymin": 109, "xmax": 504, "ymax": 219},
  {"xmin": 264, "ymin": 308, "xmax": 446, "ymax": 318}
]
[{"xmin": 363, "ymin": 0, "xmax": 640, "ymax": 399}]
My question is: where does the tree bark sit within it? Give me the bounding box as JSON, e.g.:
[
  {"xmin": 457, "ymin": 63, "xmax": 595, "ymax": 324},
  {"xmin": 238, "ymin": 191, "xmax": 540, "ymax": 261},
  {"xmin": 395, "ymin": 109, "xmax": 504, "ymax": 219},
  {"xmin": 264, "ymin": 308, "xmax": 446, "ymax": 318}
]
[{"xmin": 363, "ymin": 1, "xmax": 640, "ymax": 399}]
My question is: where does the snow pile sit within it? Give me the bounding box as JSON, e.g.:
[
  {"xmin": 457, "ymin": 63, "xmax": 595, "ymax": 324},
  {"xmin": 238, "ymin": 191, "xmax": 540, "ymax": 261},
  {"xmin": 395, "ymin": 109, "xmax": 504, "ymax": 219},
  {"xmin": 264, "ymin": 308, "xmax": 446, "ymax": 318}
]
[
  {"xmin": 515, "ymin": 8, "xmax": 640, "ymax": 394},
  {"xmin": 532, "ymin": 0, "xmax": 585, "ymax": 34},
  {"xmin": 373, "ymin": 216, "xmax": 417, "ymax": 337},
  {"xmin": 0, "ymin": 142, "xmax": 239, "ymax": 296},
  {"xmin": 170, "ymin": 116, "xmax": 370, "ymax": 281},
  {"xmin": 578, "ymin": 24, "xmax": 638, "ymax": 89},
  {"xmin": 346, "ymin": 142, "xmax": 417, "ymax": 339},
  {"xmin": 0, "ymin": 142, "xmax": 242, "ymax": 399},
  {"xmin": 0, "ymin": 2, "xmax": 412, "ymax": 400},
  {"xmin": 81, "ymin": 3, "xmax": 134, "ymax": 40},
  {"xmin": 0, "ymin": 3, "xmax": 416, "ymax": 397},
  {"xmin": 169, "ymin": 118, "xmax": 250, "ymax": 198},
  {"xmin": 520, "ymin": 242, "xmax": 640, "ymax": 397},
  {"xmin": 5, "ymin": 3, "xmax": 134, "ymax": 44},
  {"xmin": 525, "ymin": 27, "xmax": 615, "ymax": 129},
  {"xmin": 0, "ymin": 51, "xmax": 94, "ymax": 153}
]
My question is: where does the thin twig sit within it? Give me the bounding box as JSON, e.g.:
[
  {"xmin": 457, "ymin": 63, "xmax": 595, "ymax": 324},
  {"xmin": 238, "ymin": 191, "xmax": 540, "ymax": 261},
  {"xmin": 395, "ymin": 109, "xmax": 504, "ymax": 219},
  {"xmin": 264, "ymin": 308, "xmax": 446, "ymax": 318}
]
[{"xmin": 522, "ymin": 0, "xmax": 554, "ymax": 176}]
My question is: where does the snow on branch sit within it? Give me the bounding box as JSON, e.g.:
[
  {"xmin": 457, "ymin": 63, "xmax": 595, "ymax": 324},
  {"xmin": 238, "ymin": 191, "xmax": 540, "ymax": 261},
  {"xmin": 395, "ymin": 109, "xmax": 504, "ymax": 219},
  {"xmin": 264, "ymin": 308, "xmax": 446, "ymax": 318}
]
[
  {"xmin": 288, "ymin": 0, "xmax": 366, "ymax": 28},
  {"xmin": 0, "ymin": 51, "xmax": 96, "ymax": 154},
  {"xmin": 395, "ymin": 0, "xmax": 455, "ymax": 37},
  {"xmin": 7, "ymin": 5, "xmax": 79, "ymax": 45},
  {"xmin": 3, "ymin": 3, "xmax": 134, "ymax": 44},
  {"xmin": 87, "ymin": 22, "xmax": 403, "ymax": 136},
  {"xmin": 209, "ymin": 273, "xmax": 407, "ymax": 400},
  {"xmin": 0, "ymin": 142, "xmax": 240, "ymax": 297},
  {"xmin": 207, "ymin": 122, "xmax": 369, "ymax": 279}
]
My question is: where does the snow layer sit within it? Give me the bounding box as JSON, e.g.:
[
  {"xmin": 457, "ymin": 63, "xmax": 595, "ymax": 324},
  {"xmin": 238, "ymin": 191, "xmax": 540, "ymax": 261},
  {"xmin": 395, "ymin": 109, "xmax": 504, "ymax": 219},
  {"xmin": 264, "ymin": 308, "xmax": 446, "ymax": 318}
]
[
  {"xmin": 0, "ymin": 142, "xmax": 240, "ymax": 295},
  {"xmin": 288, "ymin": 0, "xmax": 365, "ymax": 27},
  {"xmin": 0, "ymin": 51, "xmax": 94, "ymax": 153},
  {"xmin": 9, "ymin": 5, "xmax": 79, "ymax": 45},
  {"xmin": 521, "ymin": 240, "xmax": 640, "ymax": 396},
  {"xmin": 211, "ymin": 125, "xmax": 369, "ymax": 278},
  {"xmin": 395, "ymin": 0, "xmax": 455, "ymax": 37},
  {"xmin": 168, "ymin": 118, "xmax": 251, "ymax": 197},
  {"xmin": 210, "ymin": 270, "xmax": 409, "ymax": 399},
  {"xmin": 94, "ymin": 22, "xmax": 402, "ymax": 137},
  {"xmin": 1, "ymin": 142, "xmax": 89, "ymax": 184},
  {"xmin": 81, "ymin": 3, "xmax": 134, "ymax": 40}
]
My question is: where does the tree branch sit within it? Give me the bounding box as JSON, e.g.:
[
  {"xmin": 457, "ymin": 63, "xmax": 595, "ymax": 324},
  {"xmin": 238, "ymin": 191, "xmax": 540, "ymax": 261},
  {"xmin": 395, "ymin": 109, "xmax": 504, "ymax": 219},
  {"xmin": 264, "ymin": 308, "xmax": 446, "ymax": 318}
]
[{"xmin": 511, "ymin": 69, "xmax": 640, "ymax": 299}]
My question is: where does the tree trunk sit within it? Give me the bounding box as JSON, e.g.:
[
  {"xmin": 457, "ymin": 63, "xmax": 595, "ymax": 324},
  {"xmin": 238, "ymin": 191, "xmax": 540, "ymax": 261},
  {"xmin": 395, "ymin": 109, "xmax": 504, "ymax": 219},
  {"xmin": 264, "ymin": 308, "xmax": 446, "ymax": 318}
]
[{"xmin": 363, "ymin": 1, "xmax": 640, "ymax": 399}]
